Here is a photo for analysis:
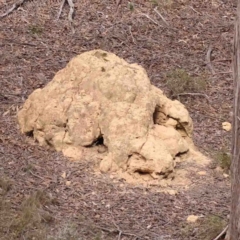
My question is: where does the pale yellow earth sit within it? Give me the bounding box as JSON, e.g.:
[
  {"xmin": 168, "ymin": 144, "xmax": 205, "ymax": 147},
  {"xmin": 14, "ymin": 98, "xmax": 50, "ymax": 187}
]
[{"xmin": 18, "ymin": 49, "xmax": 210, "ymax": 186}]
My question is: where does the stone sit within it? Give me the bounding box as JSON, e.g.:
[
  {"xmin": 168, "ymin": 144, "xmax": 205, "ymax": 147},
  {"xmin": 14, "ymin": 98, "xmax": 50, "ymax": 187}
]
[
  {"xmin": 223, "ymin": 173, "xmax": 229, "ymax": 178},
  {"xmin": 222, "ymin": 122, "xmax": 231, "ymax": 131},
  {"xmin": 187, "ymin": 215, "xmax": 199, "ymax": 223},
  {"xmin": 18, "ymin": 49, "xmax": 194, "ymax": 179}
]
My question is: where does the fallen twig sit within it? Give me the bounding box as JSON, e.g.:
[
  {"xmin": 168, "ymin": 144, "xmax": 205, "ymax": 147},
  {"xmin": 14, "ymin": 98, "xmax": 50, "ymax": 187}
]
[
  {"xmin": 139, "ymin": 13, "xmax": 160, "ymax": 26},
  {"xmin": 213, "ymin": 225, "xmax": 228, "ymax": 240},
  {"xmin": 0, "ymin": 0, "xmax": 27, "ymax": 19},
  {"xmin": 172, "ymin": 93, "xmax": 210, "ymax": 102},
  {"xmin": 212, "ymin": 59, "xmax": 232, "ymax": 62},
  {"xmin": 67, "ymin": 0, "xmax": 74, "ymax": 23},
  {"xmin": 213, "ymin": 71, "xmax": 232, "ymax": 75},
  {"xmin": 57, "ymin": 0, "xmax": 75, "ymax": 33},
  {"xmin": 115, "ymin": 0, "xmax": 122, "ymax": 14},
  {"xmin": 79, "ymin": 221, "xmax": 141, "ymax": 239},
  {"xmin": 57, "ymin": 0, "xmax": 66, "ymax": 20},
  {"xmin": 206, "ymin": 45, "xmax": 216, "ymax": 75},
  {"xmin": 99, "ymin": 226, "xmax": 140, "ymax": 239},
  {"xmin": 154, "ymin": 7, "xmax": 169, "ymax": 26},
  {"xmin": 129, "ymin": 26, "xmax": 136, "ymax": 44},
  {"xmin": 29, "ymin": 170, "xmax": 45, "ymax": 181},
  {"xmin": 194, "ymin": 111, "xmax": 223, "ymax": 121},
  {"xmin": 189, "ymin": 6, "xmax": 201, "ymax": 15}
]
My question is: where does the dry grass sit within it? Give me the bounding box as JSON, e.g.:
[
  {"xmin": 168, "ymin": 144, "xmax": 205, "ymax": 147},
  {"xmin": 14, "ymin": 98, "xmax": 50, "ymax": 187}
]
[
  {"xmin": 28, "ymin": 24, "xmax": 44, "ymax": 35},
  {"xmin": 0, "ymin": 189, "xmax": 55, "ymax": 240},
  {"xmin": 0, "ymin": 177, "xmax": 12, "ymax": 195},
  {"xmin": 47, "ymin": 225, "xmax": 103, "ymax": 240},
  {"xmin": 47, "ymin": 222, "xmax": 80, "ymax": 240},
  {"xmin": 216, "ymin": 148, "xmax": 231, "ymax": 172},
  {"xmin": 181, "ymin": 215, "xmax": 227, "ymax": 240},
  {"xmin": 166, "ymin": 69, "xmax": 207, "ymax": 96}
]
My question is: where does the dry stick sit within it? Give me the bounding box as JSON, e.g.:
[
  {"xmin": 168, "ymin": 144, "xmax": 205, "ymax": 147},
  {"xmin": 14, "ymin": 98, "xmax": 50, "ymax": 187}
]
[
  {"xmin": 29, "ymin": 170, "xmax": 45, "ymax": 181},
  {"xmin": 57, "ymin": 0, "xmax": 75, "ymax": 33},
  {"xmin": 79, "ymin": 222, "xmax": 140, "ymax": 239},
  {"xmin": 206, "ymin": 45, "xmax": 216, "ymax": 75},
  {"xmin": 154, "ymin": 7, "xmax": 169, "ymax": 26},
  {"xmin": 189, "ymin": 6, "xmax": 201, "ymax": 15},
  {"xmin": 67, "ymin": 0, "xmax": 74, "ymax": 23},
  {"xmin": 0, "ymin": 0, "xmax": 27, "ymax": 19},
  {"xmin": 110, "ymin": 211, "xmax": 122, "ymax": 240},
  {"xmin": 139, "ymin": 13, "xmax": 160, "ymax": 26},
  {"xmin": 129, "ymin": 26, "xmax": 136, "ymax": 44},
  {"xmin": 57, "ymin": 0, "xmax": 66, "ymax": 20},
  {"xmin": 67, "ymin": 0, "xmax": 75, "ymax": 34},
  {"xmin": 213, "ymin": 71, "xmax": 233, "ymax": 75},
  {"xmin": 213, "ymin": 225, "xmax": 228, "ymax": 240},
  {"xmin": 213, "ymin": 59, "xmax": 232, "ymax": 62},
  {"xmin": 115, "ymin": 0, "xmax": 122, "ymax": 14},
  {"xmin": 172, "ymin": 93, "xmax": 210, "ymax": 102}
]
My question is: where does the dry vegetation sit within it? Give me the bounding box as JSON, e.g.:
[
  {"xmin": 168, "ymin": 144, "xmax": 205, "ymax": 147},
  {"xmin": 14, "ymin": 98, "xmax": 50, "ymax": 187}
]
[
  {"xmin": 0, "ymin": 0, "xmax": 235, "ymax": 239},
  {"xmin": 181, "ymin": 215, "xmax": 227, "ymax": 240}
]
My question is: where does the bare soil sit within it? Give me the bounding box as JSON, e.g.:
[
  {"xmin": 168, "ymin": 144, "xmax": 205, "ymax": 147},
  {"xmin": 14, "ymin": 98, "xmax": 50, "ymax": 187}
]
[{"xmin": 0, "ymin": 0, "xmax": 234, "ymax": 239}]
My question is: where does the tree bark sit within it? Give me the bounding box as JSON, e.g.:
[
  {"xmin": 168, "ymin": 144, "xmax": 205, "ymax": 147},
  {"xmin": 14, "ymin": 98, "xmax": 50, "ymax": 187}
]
[{"xmin": 229, "ymin": 1, "xmax": 240, "ymax": 239}]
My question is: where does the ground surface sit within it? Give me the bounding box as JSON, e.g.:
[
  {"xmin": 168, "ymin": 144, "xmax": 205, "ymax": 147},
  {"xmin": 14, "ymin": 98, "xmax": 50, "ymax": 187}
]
[{"xmin": 0, "ymin": 0, "xmax": 235, "ymax": 239}]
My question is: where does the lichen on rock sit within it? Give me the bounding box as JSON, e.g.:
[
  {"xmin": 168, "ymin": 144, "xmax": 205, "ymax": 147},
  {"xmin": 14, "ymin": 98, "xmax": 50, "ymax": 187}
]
[{"xmin": 18, "ymin": 49, "xmax": 193, "ymax": 180}]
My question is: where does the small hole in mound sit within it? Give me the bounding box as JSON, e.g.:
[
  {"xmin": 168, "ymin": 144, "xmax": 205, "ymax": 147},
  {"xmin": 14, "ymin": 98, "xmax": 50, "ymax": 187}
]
[
  {"xmin": 26, "ymin": 131, "xmax": 34, "ymax": 137},
  {"xmin": 95, "ymin": 136, "xmax": 104, "ymax": 145},
  {"xmin": 175, "ymin": 150, "xmax": 188, "ymax": 157},
  {"xmin": 86, "ymin": 135, "xmax": 104, "ymax": 147},
  {"xmin": 153, "ymin": 107, "xmax": 158, "ymax": 124},
  {"xmin": 134, "ymin": 170, "xmax": 151, "ymax": 175}
]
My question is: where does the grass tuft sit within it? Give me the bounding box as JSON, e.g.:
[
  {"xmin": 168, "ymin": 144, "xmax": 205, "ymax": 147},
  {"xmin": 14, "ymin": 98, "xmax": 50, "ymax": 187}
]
[
  {"xmin": 0, "ymin": 189, "xmax": 55, "ymax": 239},
  {"xmin": 0, "ymin": 177, "xmax": 12, "ymax": 195},
  {"xmin": 216, "ymin": 149, "xmax": 231, "ymax": 172},
  {"xmin": 182, "ymin": 215, "xmax": 227, "ymax": 240},
  {"xmin": 166, "ymin": 69, "xmax": 207, "ymax": 96},
  {"xmin": 28, "ymin": 24, "xmax": 43, "ymax": 35}
]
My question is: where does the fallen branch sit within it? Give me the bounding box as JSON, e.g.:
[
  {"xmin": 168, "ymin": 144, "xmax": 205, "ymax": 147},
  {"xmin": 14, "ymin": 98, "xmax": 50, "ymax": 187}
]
[
  {"xmin": 79, "ymin": 221, "xmax": 141, "ymax": 239},
  {"xmin": 57, "ymin": 0, "xmax": 75, "ymax": 33},
  {"xmin": 154, "ymin": 7, "xmax": 169, "ymax": 26},
  {"xmin": 98, "ymin": 226, "xmax": 140, "ymax": 239},
  {"xmin": 189, "ymin": 6, "xmax": 201, "ymax": 15},
  {"xmin": 29, "ymin": 170, "xmax": 45, "ymax": 181},
  {"xmin": 115, "ymin": 0, "xmax": 122, "ymax": 14},
  {"xmin": 172, "ymin": 93, "xmax": 210, "ymax": 102},
  {"xmin": 129, "ymin": 26, "xmax": 136, "ymax": 44},
  {"xmin": 139, "ymin": 13, "xmax": 160, "ymax": 26},
  {"xmin": 213, "ymin": 71, "xmax": 232, "ymax": 75},
  {"xmin": 57, "ymin": 0, "xmax": 75, "ymax": 22},
  {"xmin": 57, "ymin": 0, "xmax": 66, "ymax": 20},
  {"xmin": 67, "ymin": 0, "xmax": 74, "ymax": 23},
  {"xmin": 213, "ymin": 225, "xmax": 228, "ymax": 240},
  {"xmin": 212, "ymin": 59, "xmax": 232, "ymax": 62},
  {"xmin": 206, "ymin": 45, "xmax": 216, "ymax": 75},
  {"xmin": 0, "ymin": 0, "xmax": 27, "ymax": 19}
]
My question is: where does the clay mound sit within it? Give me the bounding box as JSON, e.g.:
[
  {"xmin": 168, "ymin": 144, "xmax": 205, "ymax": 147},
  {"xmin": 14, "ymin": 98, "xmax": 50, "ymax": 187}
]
[{"xmin": 18, "ymin": 49, "xmax": 194, "ymax": 179}]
